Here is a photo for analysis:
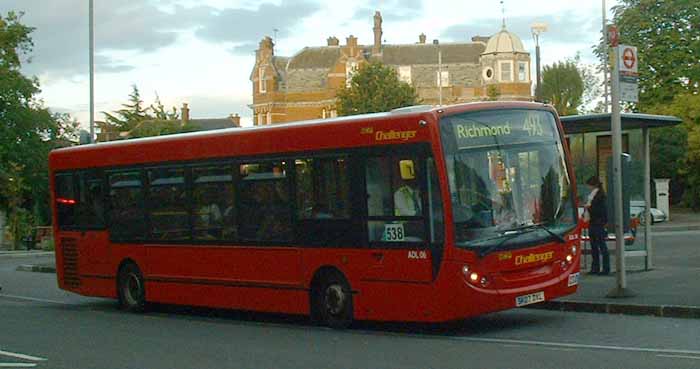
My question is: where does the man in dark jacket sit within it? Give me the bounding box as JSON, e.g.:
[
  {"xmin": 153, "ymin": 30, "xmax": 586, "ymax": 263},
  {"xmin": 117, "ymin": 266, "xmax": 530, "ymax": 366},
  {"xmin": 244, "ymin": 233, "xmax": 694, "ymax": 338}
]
[{"xmin": 585, "ymin": 176, "xmax": 610, "ymax": 275}]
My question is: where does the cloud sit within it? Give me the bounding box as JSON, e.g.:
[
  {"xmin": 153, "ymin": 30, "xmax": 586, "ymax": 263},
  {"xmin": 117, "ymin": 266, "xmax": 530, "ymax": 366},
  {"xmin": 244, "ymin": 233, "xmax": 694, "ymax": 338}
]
[
  {"xmin": 352, "ymin": 0, "xmax": 424, "ymax": 22},
  {"xmin": 1, "ymin": 0, "xmax": 322, "ymax": 78},
  {"xmin": 440, "ymin": 12, "xmax": 599, "ymax": 45},
  {"xmin": 193, "ymin": 1, "xmax": 319, "ymax": 54}
]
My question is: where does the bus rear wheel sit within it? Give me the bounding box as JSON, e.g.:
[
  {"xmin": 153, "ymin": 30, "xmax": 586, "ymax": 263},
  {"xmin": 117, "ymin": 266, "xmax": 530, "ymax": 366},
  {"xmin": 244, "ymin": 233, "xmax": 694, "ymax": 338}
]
[
  {"xmin": 117, "ymin": 263, "xmax": 146, "ymax": 313},
  {"xmin": 312, "ymin": 272, "xmax": 353, "ymax": 329}
]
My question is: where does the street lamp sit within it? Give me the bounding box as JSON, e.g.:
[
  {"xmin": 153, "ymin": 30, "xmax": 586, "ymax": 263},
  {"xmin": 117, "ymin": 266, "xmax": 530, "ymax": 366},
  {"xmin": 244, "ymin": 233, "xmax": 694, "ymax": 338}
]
[{"xmin": 531, "ymin": 22, "xmax": 548, "ymax": 102}]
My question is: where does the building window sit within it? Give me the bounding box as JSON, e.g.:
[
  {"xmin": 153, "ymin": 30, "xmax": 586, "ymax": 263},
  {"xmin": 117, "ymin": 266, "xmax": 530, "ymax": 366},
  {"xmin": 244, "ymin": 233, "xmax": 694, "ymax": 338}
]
[
  {"xmin": 257, "ymin": 113, "xmax": 264, "ymax": 126},
  {"xmin": 436, "ymin": 70, "xmax": 450, "ymax": 87},
  {"xmin": 399, "ymin": 66, "xmax": 412, "ymax": 84},
  {"xmin": 499, "ymin": 61, "xmax": 513, "ymax": 82},
  {"xmin": 258, "ymin": 67, "xmax": 266, "ymax": 94},
  {"xmin": 330, "ymin": 109, "xmax": 337, "ymax": 118},
  {"xmin": 266, "ymin": 111, "xmax": 272, "ymax": 125},
  {"xmin": 346, "ymin": 61, "xmax": 358, "ymax": 87},
  {"xmin": 518, "ymin": 62, "xmax": 528, "ymax": 82},
  {"xmin": 482, "ymin": 67, "xmax": 494, "ymax": 81}
]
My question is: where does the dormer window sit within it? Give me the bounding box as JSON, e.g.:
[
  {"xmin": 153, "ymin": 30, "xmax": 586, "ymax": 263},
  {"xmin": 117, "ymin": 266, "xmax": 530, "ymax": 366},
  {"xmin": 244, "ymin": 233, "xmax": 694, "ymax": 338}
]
[{"xmin": 258, "ymin": 67, "xmax": 266, "ymax": 94}]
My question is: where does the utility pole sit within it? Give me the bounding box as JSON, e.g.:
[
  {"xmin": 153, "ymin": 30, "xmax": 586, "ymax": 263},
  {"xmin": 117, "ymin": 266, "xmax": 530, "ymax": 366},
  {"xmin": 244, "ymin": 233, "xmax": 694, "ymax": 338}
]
[
  {"xmin": 89, "ymin": 0, "xmax": 95, "ymax": 143},
  {"xmin": 438, "ymin": 45, "xmax": 443, "ymax": 106},
  {"xmin": 602, "ymin": 0, "xmax": 609, "ymax": 112}
]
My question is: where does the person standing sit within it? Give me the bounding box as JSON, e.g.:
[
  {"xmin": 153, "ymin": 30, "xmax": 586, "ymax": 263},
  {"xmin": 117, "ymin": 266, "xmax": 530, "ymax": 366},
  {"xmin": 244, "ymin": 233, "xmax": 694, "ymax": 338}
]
[{"xmin": 585, "ymin": 176, "xmax": 610, "ymax": 275}]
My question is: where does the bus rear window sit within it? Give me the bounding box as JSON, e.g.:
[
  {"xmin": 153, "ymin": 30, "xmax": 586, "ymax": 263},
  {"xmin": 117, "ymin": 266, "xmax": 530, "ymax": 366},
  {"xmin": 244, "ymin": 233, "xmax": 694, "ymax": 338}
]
[{"xmin": 55, "ymin": 173, "xmax": 77, "ymax": 228}]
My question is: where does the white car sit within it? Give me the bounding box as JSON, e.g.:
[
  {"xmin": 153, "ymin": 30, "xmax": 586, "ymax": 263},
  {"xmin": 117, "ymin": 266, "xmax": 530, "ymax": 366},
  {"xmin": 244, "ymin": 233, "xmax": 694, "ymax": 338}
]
[{"xmin": 630, "ymin": 201, "xmax": 667, "ymax": 224}]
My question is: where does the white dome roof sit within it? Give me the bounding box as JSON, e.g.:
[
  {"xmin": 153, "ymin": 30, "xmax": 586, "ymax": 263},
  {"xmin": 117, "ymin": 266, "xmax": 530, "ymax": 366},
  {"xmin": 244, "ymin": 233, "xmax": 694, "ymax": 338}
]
[{"xmin": 483, "ymin": 28, "xmax": 526, "ymax": 54}]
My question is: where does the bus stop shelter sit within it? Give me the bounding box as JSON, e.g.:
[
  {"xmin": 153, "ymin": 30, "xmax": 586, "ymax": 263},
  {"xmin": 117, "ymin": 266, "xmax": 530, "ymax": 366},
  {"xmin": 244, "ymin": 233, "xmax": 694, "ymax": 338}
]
[{"xmin": 560, "ymin": 112, "xmax": 682, "ymax": 270}]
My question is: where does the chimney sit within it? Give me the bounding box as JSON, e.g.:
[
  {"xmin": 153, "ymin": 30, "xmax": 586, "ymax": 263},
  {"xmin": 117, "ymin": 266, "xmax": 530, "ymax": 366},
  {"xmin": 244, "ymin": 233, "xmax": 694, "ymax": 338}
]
[
  {"xmin": 229, "ymin": 113, "xmax": 241, "ymax": 127},
  {"xmin": 419, "ymin": 33, "xmax": 426, "ymax": 44},
  {"xmin": 327, "ymin": 36, "xmax": 339, "ymax": 46},
  {"xmin": 372, "ymin": 11, "xmax": 383, "ymax": 55},
  {"xmin": 181, "ymin": 103, "xmax": 190, "ymax": 126},
  {"xmin": 257, "ymin": 36, "xmax": 274, "ymax": 61},
  {"xmin": 346, "ymin": 35, "xmax": 358, "ymax": 48},
  {"xmin": 471, "ymin": 35, "xmax": 490, "ymax": 44}
]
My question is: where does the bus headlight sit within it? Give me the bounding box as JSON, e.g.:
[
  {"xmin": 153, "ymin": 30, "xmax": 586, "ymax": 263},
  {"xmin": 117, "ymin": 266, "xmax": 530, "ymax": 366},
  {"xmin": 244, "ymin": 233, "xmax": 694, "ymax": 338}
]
[
  {"xmin": 571, "ymin": 245, "xmax": 577, "ymax": 254},
  {"xmin": 566, "ymin": 254, "xmax": 573, "ymax": 263},
  {"xmin": 469, "ymin": 272, "xmax": 479, "ymax": 282},
  {"xmin": 462, "ymin": 265, "xmax": 470, "ymax": 276}
]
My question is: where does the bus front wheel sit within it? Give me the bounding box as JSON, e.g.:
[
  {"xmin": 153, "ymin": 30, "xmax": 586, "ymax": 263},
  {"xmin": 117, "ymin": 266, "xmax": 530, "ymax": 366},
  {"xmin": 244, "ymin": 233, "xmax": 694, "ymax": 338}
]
[
  {"xmin": 117, "ymin": 263, "xmax": 146, "ymax": 313},
  {"xmin": 311, "ymin": 272, "xmax": 353, "ymax": 329}
]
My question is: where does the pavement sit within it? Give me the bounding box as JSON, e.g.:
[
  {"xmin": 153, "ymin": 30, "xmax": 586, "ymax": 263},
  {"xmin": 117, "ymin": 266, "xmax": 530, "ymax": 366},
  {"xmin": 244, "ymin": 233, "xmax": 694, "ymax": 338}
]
[{"xmin": 2, "ymin": 207, "xmax": 700, "ymax": 319}]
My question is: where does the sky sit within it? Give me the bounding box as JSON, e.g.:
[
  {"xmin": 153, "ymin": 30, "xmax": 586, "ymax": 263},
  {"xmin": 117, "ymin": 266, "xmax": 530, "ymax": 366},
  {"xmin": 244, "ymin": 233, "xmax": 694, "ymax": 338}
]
[{"xmin": 1, "ymin": 0, "xmax": 619, "ymax": 129}]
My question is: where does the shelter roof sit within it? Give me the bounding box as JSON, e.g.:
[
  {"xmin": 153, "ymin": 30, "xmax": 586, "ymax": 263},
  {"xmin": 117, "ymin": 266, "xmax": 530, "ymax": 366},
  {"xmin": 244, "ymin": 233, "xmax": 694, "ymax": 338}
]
[{"xmin": 560, "ymin": 113, "xmax": 682, "ymax": 134}]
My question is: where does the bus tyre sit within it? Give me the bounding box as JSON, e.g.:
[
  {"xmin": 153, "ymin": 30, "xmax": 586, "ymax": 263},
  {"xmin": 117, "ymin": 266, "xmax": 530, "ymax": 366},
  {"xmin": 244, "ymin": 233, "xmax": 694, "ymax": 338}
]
[
  {"xmin": 312, "ymin": 273, "xmax": 353, "ymax": 329},
  {"xmin": 118, "ymin": 263, "xmax": 146, "ymax": 313}
]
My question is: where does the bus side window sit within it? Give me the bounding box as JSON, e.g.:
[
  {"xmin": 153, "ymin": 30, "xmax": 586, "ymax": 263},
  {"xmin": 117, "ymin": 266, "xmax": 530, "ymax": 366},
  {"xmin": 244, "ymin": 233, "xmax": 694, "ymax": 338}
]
[
  {"xmin": 76, "ymin": 171, "xmax": 105, "ymax": 229},
  {"xmin": 148, "ymin": 167, "xmax": 189, "ymax": 241},
  {"xmin": 238, "ymin": 161, "xmax": 292, "ymax": 242},
  {"xmin": 55, "ymin": 173, "xmax": 77, "ymax": 229},
  {"xmin": 108, "ymin": 170, "xmax": 146, "ymax": 240},
  {"xmin": 295, "ymin": 157, "xmax": 350, "ymax": 220},
  {"xmin": 192, "ymin": 165, "xmax": 236, "ymax": 241}
]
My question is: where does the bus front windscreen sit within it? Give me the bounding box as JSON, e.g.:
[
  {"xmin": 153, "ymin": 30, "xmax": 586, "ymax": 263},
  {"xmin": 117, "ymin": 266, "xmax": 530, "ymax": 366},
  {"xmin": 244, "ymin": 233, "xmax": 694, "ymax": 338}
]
[{"xmin": 440, "ymin": 109, "xmax": 576, "ymax": 252}]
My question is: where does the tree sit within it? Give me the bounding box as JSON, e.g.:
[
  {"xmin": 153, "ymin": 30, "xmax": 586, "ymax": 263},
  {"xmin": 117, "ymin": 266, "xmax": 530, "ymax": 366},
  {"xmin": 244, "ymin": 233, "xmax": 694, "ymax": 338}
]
[
  {"xmin": 647, "ymin": 93, "xmax": 700, "ymax": 209},
  {"xmin": 592, "ymin": 1, "xmax": 700, "ymax": 209},
  {"xmin": 336, "ymin": 62, "xmax": 418, "ymax": 116},
  {"xmin": 595, "ymin": 0, "xmax": 700, "ymax": 107},
  {"xmin": 0, "ymin": 11, "xmax": 76, "ymax": 241},
  {"xmin": 541, "ymin": 61, "xmax": 584, "ymax": 116},
  {"xmin": 102, "ymin": 88, "xmax": 191, "ymax": 139},
  {"xmin": 102, "ymin": 85, "xmax": 150, "ymax": 131}
]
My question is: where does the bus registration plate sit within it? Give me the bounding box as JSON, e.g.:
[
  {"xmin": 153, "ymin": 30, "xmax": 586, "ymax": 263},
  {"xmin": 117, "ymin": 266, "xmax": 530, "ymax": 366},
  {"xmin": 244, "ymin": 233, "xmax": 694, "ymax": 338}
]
[
  {"xmin": 515, "ymin": 291, "xmax": 544, "ymax": 307},
  {"xmin": 568, "ymin": 272, "xmax": 580, "ymax": 287}
]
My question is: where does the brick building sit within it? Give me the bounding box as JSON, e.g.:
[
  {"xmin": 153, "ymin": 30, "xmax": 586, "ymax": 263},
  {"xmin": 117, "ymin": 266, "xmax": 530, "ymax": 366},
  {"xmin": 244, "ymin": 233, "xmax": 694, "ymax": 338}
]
[{"xmin": 250, "ymin": 12, "xmax": 532, "ymax": 125}]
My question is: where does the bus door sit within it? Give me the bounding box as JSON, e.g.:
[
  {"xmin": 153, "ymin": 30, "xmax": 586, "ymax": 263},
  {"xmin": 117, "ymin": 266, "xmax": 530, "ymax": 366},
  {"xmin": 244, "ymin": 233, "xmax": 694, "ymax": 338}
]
[{"xmin": 362, "ymin": 150, "xmax": 443, "ymax": 283}]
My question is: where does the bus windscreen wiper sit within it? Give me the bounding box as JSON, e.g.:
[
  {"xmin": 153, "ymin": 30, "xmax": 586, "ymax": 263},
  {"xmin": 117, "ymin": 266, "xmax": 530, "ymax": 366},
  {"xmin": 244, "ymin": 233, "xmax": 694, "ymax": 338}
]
[{"xmin": 477, "ymin": 222, "xmax": 565, "ymax": 257}]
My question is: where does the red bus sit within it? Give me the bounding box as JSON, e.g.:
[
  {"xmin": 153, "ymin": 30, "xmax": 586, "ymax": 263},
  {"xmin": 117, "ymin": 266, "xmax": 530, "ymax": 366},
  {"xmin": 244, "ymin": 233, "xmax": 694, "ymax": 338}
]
[{"xmin": 49, "ymin": 102, "xmax": 581, "ymax": 328}]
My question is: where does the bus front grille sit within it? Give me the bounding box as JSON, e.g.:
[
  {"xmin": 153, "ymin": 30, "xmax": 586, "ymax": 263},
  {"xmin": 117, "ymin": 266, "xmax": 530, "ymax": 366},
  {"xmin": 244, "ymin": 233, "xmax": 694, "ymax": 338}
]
[{"xmin": 60, "ymin": 237, "xmax": 80, "ymax": 289}]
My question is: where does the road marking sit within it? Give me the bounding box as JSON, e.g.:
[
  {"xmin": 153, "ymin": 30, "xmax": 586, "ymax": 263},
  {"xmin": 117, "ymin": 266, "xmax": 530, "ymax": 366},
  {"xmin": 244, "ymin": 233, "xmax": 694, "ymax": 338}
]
[
  {"xmin": 0, "ymin": 364, "xmax": 37, "ymax": 368},
  {"xmin": 450, "ymin": 337, "xmax": 700, "ymax": 356},
  {"xmin": 657, "ymin": 354, "xmax": 700, "ymax": 360},
  {"xmin": 0, "ymin": 293, "xmax": 70, "ymax": 306},
  {"xmin": 0, "ymin": 350, "xmax": 46, "ymax": 362}
]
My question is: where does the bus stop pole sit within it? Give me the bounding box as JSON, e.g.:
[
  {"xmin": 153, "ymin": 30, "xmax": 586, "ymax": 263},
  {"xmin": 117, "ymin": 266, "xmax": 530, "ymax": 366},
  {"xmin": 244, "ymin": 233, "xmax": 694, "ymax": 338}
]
[
  {"xmin": 608, "ymin": 46, "xmax": 634, "ymax": 297},
  {"xmin": 644, "ymin": 127, "xmax": 653, "ymax": 270}
]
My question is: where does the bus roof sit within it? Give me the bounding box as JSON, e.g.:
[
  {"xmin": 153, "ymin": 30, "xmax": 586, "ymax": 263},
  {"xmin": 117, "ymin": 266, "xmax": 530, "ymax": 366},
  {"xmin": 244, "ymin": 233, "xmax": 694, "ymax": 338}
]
[{"xmin": 49, "ymin": 101, "xmax": 551, "ymax": 171}]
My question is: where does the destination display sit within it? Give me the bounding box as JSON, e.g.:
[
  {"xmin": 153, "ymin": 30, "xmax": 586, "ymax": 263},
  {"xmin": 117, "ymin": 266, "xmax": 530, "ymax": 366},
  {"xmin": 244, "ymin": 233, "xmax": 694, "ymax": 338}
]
[{"xmin": 443, "ymin": 110, "xmax": 559, "ymax": 149}]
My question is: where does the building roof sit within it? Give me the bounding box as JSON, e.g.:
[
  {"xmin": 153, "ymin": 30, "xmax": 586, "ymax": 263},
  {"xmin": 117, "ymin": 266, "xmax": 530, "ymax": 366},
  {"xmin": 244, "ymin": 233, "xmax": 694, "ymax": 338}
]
[
  {"xmin": 560, "ymin": 113, "xmax": 683, "ymax": 134},
  {"xmin": 190, "ymin": 118, "xmax": 238, "ymax": 131},
  {"xmin": 381, "ymin": 43, "xmax": 485, "ymax": 65},
  {"xmin": 287, "ymin": 47, "xmax": 342, "ymax": 69},
  {"xmin": 483, "ymin": 27, "xmax": 526, "ymax": 54}
]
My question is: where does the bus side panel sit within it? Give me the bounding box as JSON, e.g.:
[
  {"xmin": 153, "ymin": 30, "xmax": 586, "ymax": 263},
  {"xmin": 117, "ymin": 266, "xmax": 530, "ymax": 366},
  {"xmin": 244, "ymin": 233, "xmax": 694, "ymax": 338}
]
[{"xmin": 145, "ymin": 282, "xmax": 309, "ymax": 315}]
